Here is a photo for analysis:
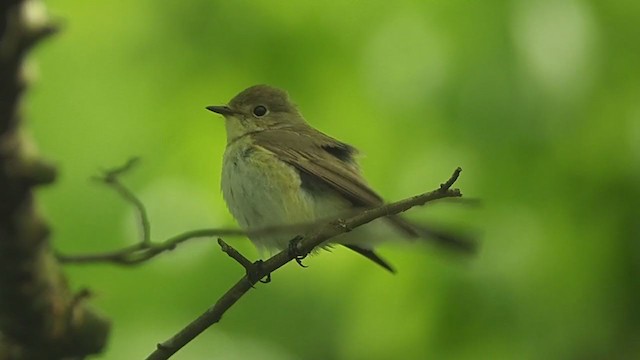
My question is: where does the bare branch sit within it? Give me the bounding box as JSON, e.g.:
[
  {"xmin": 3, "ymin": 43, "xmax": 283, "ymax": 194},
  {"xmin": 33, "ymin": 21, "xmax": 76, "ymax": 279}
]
[
  {"xmin": 57, "ymin": 164, "xmax": 465, "ymax": 265},
  {"xmin": 56, "ymin": 161, "xmax": 468, "ymax": 359},
  {"xmin": 95, "ymin": 157, "xmax": 151, "ymax": 245},
  {"xmin": 144, "ymin": 167, "xmax": 465, "ymax": 360},
  {"xmin": 58, "ymin": 159, "xmax": 250, "ymax": 264},
  {"xmin": 440, "ymin": 166, "xmax": 462, "ymax": 190},
  {"xmin": 217, "ymin": 238, "xmax": 253, "ymax": 270},
  {"xmin": 56, "ymin": 224, "xmax": 315, "ymax": 265}
]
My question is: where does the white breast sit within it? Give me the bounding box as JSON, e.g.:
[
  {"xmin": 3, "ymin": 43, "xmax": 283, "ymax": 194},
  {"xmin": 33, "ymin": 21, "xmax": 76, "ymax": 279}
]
[{"xmin": 221, "ymin": 138, "xmax": 317, "ymax": 252}]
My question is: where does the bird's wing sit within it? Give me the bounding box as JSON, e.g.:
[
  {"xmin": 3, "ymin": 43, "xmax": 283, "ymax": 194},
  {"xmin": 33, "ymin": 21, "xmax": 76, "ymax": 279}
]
[
  {"xmin": 251, "ymin": 127, "xmax": 477, "ymax": 256},
  {"xmin": 251, "ymin": 127, "xmax": 422, "ymax": 237},
  {"xmin": 251, "ymin": 127, "xmax": 384, "ymax": 207}
]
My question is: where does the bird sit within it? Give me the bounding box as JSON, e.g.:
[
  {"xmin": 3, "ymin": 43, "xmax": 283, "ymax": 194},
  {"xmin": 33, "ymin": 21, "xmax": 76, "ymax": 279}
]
[{"xmin": 206, "ymin": 84, "xmax": 473, "ymax": 273}]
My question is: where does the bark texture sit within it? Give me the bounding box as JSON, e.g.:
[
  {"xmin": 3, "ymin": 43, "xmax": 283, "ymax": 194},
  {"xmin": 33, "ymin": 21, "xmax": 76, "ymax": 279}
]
[{"xmin": 0, "ymin": 1, "xmax": 110, "ymax": 358}]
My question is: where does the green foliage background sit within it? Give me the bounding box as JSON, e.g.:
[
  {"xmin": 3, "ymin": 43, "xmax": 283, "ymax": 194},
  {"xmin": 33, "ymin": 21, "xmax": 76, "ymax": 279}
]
[{"xmin": 26, "ymin": 0, "xmax": 639, "ymax": 359}]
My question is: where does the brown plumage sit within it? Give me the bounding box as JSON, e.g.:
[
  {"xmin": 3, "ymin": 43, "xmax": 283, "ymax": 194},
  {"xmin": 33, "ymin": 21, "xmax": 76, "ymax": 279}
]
[{"xmin": 209, "ymin": 85, "xmax": 475, "ymax": 273}]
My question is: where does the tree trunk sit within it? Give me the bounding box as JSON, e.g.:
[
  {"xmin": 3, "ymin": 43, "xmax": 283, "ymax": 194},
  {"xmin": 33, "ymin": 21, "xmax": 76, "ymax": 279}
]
[{"xmin": 0, "ymin": 1, "xmax": 110, "ymax": 358}]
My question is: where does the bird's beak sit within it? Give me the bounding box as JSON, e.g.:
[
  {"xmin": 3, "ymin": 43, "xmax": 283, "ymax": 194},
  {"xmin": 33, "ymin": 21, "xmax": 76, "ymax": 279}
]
[{"xmin": 206, "ymin": 105, "xmax": 234, "ymax": 116}]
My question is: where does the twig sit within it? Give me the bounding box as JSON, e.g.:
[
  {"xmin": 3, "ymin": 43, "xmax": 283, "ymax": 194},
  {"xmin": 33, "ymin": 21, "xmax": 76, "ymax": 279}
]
[
  {"xmin": 440, "ymin": 166, "xmax": 462, "ymax": 190},
  {"xmin": 96, "ymin": 157, "xmax": 151, "ymax": 245},
  {"xmin": 57, "ymin": 228, "xmax": 246, "ymax": 265},
  {"xmin": 59, "ymin": 159, "xmax": 414, "ymax": 265},
  {"xmin": 57, "ymin": 169, "xmax": 463, "ymax": 265},
  {"xmin": 218, "ymin": 238, "xmax": 271, "ymax": 284},
  {"xmin": 144, "ymin": 167, "xmax": 465, "ymax": 360},
  {"xmin": 58, "ymin": 159, "xmax": 254, "ymax": 264},
  {"xmin": 217, "ymin": 238, "xmax": 253, "ymax": 269},
  {"xmin": 57, "ymin": 161, "xmax": 467, "ymax": 358},
  {"xmin": 57, "ymin": 222, "xmax": 348, "ymax": 265}
]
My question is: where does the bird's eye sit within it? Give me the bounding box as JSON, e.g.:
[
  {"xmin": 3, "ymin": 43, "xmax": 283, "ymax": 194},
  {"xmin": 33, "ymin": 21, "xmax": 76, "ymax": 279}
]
[{"xmin": 252, "ymin": 105, "xmax": 268, "ymax": 117}]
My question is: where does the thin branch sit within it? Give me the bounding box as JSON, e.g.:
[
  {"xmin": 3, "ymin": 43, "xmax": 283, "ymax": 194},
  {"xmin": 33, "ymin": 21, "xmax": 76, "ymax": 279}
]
[
  {"xmin": 217, "ymin": 238, "xmax": 253, "ymax": 270},
  {"xmin": 57, "ymin": 175, "xmax": 462, "ymax": 265},
  {"xmin": 59, "ymin": 160, "xmax": 418, "ymax": 265},
  {"xmin": 57, "ymin": 229, "xmax": 240, "ymax": 265},
  {"xmin": 57, "ymin": 161, "xmax": 467, "ymax": 358},
  {"xmin": 440, "ymin": 166, "xmax": 461, "ymax": 190},
  {"xmin": 218, "ymin": 238, "xmax": 271, "ymax": 284},
  {"xmin": 58, "ymin": 159, "xmax": 252, "ymax": 264},
  {"xmin": 96, "ymin": 157, "xmax": 151, "ymax": 245},
  {"xmin": 57, "ymin": 223, "xmax": 329, "ymax": 265},
  {"xmin": 144, "ymin": 167, "xmax": 465, "ymax": 360}
]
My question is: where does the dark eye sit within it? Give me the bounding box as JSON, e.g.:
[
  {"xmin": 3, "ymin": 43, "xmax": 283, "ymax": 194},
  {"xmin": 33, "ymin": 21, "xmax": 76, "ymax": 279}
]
[{"xmin": 252, "ymin": 105, "xmax": 268, "ymax": 117}]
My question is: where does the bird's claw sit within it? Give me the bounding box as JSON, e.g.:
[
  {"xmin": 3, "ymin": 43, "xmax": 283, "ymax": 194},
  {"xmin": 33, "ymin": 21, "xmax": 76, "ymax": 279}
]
[
  {"xmin": 295, "ymin": 256, "xmax": 308, "ymax": 268},
  {"xmin": 246, "ymin": 260, "xmax": 271, "ymax": 285},
  {"xmin": 288, "ymin": 235, "xmax": 308, "ymax": 268}
]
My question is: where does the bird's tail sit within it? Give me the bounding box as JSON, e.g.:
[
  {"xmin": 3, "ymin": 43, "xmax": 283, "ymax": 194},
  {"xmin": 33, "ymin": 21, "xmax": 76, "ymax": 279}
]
[
  {"xmin": 386, "ymin": 215, "xmax": 478, "ymax": 254},
  {"xmin": 342, "ymin": 244, "xmax": 396, "ymax": 273}
]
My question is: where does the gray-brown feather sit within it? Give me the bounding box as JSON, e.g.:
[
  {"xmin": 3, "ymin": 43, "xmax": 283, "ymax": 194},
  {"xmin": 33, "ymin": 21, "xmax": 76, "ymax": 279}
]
[{"xmin": 251, "ymin": 126, "xmax": 421, "ymax": 238}]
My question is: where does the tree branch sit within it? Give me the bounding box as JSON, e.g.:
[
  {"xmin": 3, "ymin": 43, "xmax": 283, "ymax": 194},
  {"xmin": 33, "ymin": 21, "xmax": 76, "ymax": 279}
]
[
  {"xmin": 58, "ymin": 162, "xmax": 467, "ymax": 266},
  {"xmin": 144, "ymin": 167, "xmax": 464, "ymax": 360},
  {"xmin": 56, "ymin": 158, "xmax": 360, "ymax": 265},
  {"xmin": 56, "ymin": 159, "xmax": 466, "ymax": 359}
]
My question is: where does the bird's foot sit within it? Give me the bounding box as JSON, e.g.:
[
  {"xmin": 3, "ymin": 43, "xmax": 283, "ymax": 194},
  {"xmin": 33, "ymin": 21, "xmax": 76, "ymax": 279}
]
[
  {"xmin": 288, "ymin": 235, "xmax": 308, "ymax": 268},
  {"xmin": 246, "ymin": 260, "xmax": 271, "ymax": 285}
]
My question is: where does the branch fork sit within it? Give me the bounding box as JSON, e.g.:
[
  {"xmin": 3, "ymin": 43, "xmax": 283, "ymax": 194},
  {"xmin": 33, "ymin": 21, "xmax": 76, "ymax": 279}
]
[{"xmin": 56, "ymin": 159, "xmax": 468, "ymax": 360}]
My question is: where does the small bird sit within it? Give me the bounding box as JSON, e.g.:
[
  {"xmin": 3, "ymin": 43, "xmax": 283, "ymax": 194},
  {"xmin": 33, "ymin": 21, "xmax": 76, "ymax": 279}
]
[{"xmin": 207, "ymin": 85, "xmax": 473, "ymax": 272}]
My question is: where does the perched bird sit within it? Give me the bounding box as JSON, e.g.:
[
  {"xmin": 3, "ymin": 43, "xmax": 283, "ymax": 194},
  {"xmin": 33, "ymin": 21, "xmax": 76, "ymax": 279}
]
[{"xmin": 207, "ymin": 85, "xmax": 473, "ymax": 272}]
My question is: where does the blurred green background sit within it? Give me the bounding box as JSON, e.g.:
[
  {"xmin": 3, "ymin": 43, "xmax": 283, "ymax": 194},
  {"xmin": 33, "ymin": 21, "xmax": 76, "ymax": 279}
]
[{"xmin": 25, "ymin": 0, "xmax": 639, "ymax": 359}]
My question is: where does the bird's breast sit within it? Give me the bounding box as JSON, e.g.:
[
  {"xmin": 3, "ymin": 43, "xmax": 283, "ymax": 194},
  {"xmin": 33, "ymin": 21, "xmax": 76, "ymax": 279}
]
[{"xmin": 221, "ymin": 138, "xmax": 316, "ymax": 250}]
